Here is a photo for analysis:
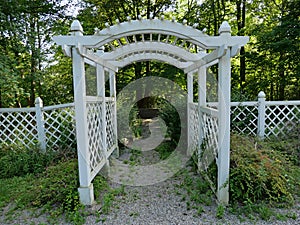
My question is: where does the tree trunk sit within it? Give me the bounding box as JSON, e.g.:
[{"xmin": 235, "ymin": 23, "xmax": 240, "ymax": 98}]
[{"xmin": 236, "ymin": 0, "xmax": 246, "ymax": 92}]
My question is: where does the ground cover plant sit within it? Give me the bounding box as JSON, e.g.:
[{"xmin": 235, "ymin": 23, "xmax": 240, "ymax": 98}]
[
  {"xmin": 185, "ymin": 132, "xmax": 300, "ymax": 222},
  {"xmin": 227, "ymin": 133, "xmax": 300, "ymax": 221},
  {"xmin": 0, "ymin": 145, "xmax": 120, "ymax": 225}
]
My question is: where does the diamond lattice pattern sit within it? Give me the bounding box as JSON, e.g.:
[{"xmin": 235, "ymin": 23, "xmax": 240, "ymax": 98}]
[
  {"xmin": 0, "ymin": 111, "xmax": 37, "ymax": 147},
  {"xmin": 200, "ymin": 111, "xmax": 219, "ymax": 171},
  {"xmin": 44, "ymin": 107, "xmax": 75, "ymax": 148},
  {"xmin": 87, "ymin": 101, "xmax": 105, "ymax": 174},
  {"xmin": 230, "ymin": 104, "xmax": 258, "ymax": 136},
  {"xmin": 265, "ymin": 104, "xmax": 300, "ymax": 137},
  {"xmin": 106, "ymin": 100, "xmax": 117, "ymax": 152},
  {"xmin": 188, "ymin": 103, "xmax": 200, "ymax": 155}
]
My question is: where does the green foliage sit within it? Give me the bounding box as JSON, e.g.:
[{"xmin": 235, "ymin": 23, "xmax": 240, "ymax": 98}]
[
  {"xmin": 175, "ymin": 168, "xmax": 213, "ymax": 210},
  {"xmin": 216, "ymin": 204, "xmax": 225, "ymax": 219},
  {"xmin": 0, "ymin": 146, "xmax": 58, "ymax": 178},
  {"xmin": 93, "ymin": 176, "xmax": 125, "ymax": 215},
  {"xmin": 34, "ymin": 160, "xmax": 79, "ymax": 209},
  {"xmin": 0, "ymin": 145, "xmax": 83, "ymax": 223},
  {"xmin": 155, "ymin": 141, "xmax": 175, "ymax": 160},
  {"xmin": 0, "ymin": 0, "xmax": 71, "ymax": 107},
  {"xmin": 230, "ymin": 133, "xmax": 299, "ymax": 205},
  {"xmin": 158, "ymin": 98, "xmax": 184, "ymax": 145}
]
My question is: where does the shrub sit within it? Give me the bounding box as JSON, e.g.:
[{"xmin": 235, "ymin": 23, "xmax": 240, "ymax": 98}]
[
  {"xmin": 230, "ymin": 133, "xmax": 298, "ymax": 205},
  {"xmin": 0, "ymin": 146, "xmax": 57, "ymax": 178},
  {"xmin": 34, "ymin": 160, "xmax": 80, "ymax": 211}
]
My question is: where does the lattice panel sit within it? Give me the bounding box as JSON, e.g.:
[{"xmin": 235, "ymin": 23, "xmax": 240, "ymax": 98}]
[
  {"xmin": 44, "ymin": 107, "xmax": 76, "ymax": 148},
  {"xmin": 86, "ymin": 101, "xmax": 105, "ymax": 174},
  {"xmin": 0, "ymin": 111, "xmax": 37, "ymax": 147},
  {"xmin": 200, "ymin": 112, "xmax": 219, "ymax": 171},
  {"xmin": 188, "ymin": 103, "xmax": 200, "ymax": 155},
  {"xmin": 231, "ymin": 104, "xmax": 258, "ymax": 136},
  {"xmin": 106, "ymin": 100, "xmax": 116, "ymax": 152},
  {"xmin": 265, "ymin": 104, "xmax": 300, "ymax": 137}
]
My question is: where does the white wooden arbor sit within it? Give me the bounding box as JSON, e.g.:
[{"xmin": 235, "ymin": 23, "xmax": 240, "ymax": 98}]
[{"xmin": 53, "ymin": 16, "xmax": 248, "ymax": 206}]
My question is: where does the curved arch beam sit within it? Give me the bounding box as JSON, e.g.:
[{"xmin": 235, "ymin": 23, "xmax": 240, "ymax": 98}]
[
  {"xmin": 53, "ymin": 19, "xmax": 249, "ymax": 50},
  {"xmin": 110, "ymin": 53, "xmax": 193, "ymax": 69},
  {"xmin": 102, "ymin": 42, "xmax": 206, "ymax": 62}
]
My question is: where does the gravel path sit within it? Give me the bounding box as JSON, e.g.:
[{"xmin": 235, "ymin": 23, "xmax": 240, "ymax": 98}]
[{"xmin": 83, "ymin": 174, "xmax": 300, "ymax": 225}]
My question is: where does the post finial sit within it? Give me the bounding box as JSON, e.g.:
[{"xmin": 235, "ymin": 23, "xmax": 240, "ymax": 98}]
[
  {"xmin": 258, "ymin": 91, "xmax": 266, "ymax": 98},
  {"xmin": 35, "ymin": 97, "xmax": 43, "ymax": 106},
  {"xmin": 219, "ymin": 21, "xmax": 231, "ymax": 35},
  {"xmin": 70, "ymin": 20, "xmax": 83, "ymax": 33}
]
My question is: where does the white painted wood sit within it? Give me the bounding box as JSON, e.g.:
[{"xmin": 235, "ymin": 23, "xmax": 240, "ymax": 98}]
[
  {"xmin": 102, "ymin": 42, "xmax": 204, "ymax": 61},
  {"xmin": 43, "ymin": 102, "xmax": 74, "ymax": 111},
  {"xmin": 187, "ymin": 72, "xmax": 193, "ymax": 155},
  {"xmin": 70, "ymin": 21, "xmax": 94, "ymax": 205},
  {"xmin": 217, "ymin": 23, "xmax": 231, "ymax": 204},
  {"xmin": 198, "ymin": 66, "xmax": 207, "ymax": 165},
  {"xmin": 109, "ymin": 70, "xmax": 119, "ymax": 158},
  {"xmin": 112, "ymin": 53, "xmax": 193, "ymax": 69},
  {"xmin": 35, "ymin": 97, "xmax": 46, "ymax": 151},
  {"xmin": 76, "ymin": 45, "xmax": 118, "ymax": 72},
  {"xmin": 200, "ymin": 106, "xmax": 218, "ymax": 118},
  {"xmin": 53, "ymin": 19, "xmax": 248, "ymax": 50},
  {"xmin": 97, "ymin": 64, "xmax": 108, "ymax": 166},
  {"xmin": 257, "ymin": 91, "xmax": 266, "ymax": 139},
  {"xmin": 184, "ymin": 46, "xmax": 226, "ymax": 73}
]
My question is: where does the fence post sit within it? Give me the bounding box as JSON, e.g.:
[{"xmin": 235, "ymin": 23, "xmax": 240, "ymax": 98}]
[
  {"xmin": 35, "ymin": 97, "xmax": 46, "ymax": 151},
  {"xmin": 257, "ymin": 91, "xmax": 266, "ymax": 139},
  {"xmin": 187, "ymin": 72, "xmax": 193, "ymax": 155}
]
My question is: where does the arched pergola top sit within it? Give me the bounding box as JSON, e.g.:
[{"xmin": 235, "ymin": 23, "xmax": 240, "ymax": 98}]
[
  {"xmin": 54, "ymin": 18, "xmax": 248, "ymax": 54},
  {"xmin": 53, "ymin": 18, "xmax": 248, "ymax": 73}
]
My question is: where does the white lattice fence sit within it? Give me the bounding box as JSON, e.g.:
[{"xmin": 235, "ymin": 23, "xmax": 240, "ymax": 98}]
[
  {"xmin": 0, "ymin": 100, "xmax": 75, "ymax": 149},
  {"xmin": 200, "ymin": 108, "xmax": 219, "ymax": 172},
  {"xmin": 44, "ymin": 104, "xmax": 75, "ymax": 149},
  {"xmin": 265, "ymin": 102, "xmax": 300, "ymax": 137},
  {"xmin": 188, "ymin": 103, "xmax": 200, "ymax": 155},
  {"xmin": 0, "ymin": 109, "xmax": 38, "ymax": 147},
  {"xmin": 188, "ymin": 104, "xmax": 219, "ymax": 168},
  {"xmin": 105, "ymin": 100, "xmax": 117, "ymax": 154},
  {"xmin": 230, "ymin": 102, "xmax": 258, "ymax": 136},
  {"xmin": 86, "ymin": 99, "xmax": 105, "ymax": 180}
]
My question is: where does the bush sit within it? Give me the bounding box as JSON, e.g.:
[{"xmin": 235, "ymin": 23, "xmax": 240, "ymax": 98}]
[
  {"xmin": 0, "ymin": 146, "xmax": 57, "ymax": 178},
  {"xmin": 34, "ymin": 160, "xmax": 81, "ymax": 212},
  {"xmin": 230, "ymin": 133, "xmax": 299, "ymax": 205}
]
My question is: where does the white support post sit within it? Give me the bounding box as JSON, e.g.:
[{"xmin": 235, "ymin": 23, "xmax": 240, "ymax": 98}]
[
  {"xmin": 217, "ymin": 21, "xmax": 231, "ymax": 205},
  {"xmin": 198, "ymin": 66, "xmax": 206, "ymax": 165},
  {"xmin": 109, "ymin": 70, "xmax": 119, "ymax": 157},
  {"xmin": 109, "ymin": 71, "xmax": 116, "ymax": 98},
  {"xmin": 35, "ymin": 97, "xmax": 46, "ymax": 152},
  {"xmin": 71, "ymin": 20, "xmax": 94, "ymax": 205},
  {"xmin": 187, "ymin": 72, "xmax": 193, "ymax": 155},
  {"xmin": 257, "ymin": 91, "xmax": 266, "ymax": 139},
  {"xmin": 97, "ymin": 64, "xmax": 108, "ymax": 165}
]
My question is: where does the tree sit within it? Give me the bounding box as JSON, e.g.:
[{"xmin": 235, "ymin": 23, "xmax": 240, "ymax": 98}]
[
  {"xmin": 0, "ymin": 0, "xmax": 70, "ymax": 107},
  {"xmin": 245, "ymin": 0, "xmax": 300, "ymax": 100}
]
